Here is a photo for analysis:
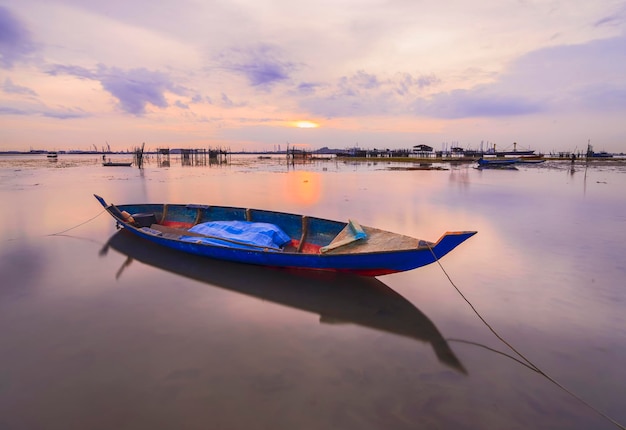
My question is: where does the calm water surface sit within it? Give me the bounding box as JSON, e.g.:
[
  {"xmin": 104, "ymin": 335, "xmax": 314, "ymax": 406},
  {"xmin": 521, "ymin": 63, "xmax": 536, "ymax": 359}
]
[{"xmin": 1, "ymin": 154, "xmax": 625, "ymax": 429}]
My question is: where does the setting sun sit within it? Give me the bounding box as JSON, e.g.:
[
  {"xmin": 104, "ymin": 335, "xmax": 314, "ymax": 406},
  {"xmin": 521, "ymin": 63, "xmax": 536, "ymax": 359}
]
[{"xmin": 294, "ymin": 121, "xmax": 319, "ymax": 128}]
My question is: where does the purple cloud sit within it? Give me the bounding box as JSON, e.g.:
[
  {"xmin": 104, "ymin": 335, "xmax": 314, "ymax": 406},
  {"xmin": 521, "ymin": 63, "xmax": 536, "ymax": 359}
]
[
  {"xmin": 395, "ymin": 73, "xmax": 439, "ymax": 95},
  {"xmin": 0, "ymin": 6, "xmax": 36, "ymax": 68},
  {"xmin": 0, "ymin": 106, "xmax": 26, "ymax": 115},
  {"xmin": 295, "ymin": 82, "xmax": 318, "ymax": 95},
  {"xmin": 99, "ymin": 67, "xmax": 181, "ymax": 114},
  {"xmin": 297, "ymin": 71, "xmax": 443, "ymax": 117},
  {"xmin": 335, "ymin": 71, "xmax": 381, "ymax": 97},
  {"xmin": 174, "ymin": 100, "xmax": 189, "ymax": 109},
  {"xmin": 3, "ymin": 78, "xmax": 37, "ymax": 96},
  {"xmin": 46, "ymin": 64, "xmax": 95, "ymax": 79},
  {"xmin": 47, "ymin": 64, "xmax": 186, "ymax": 115},
  {"xmin": 575, "ymin": 84, "xmax": 626, "ymax": 111},
  {"xmin": 351, "ymin": 71, "xmax": 381, "ymax": 89},
  {"xmin": 412, "ymin": 36, "xmax": 626, "ymax": 119},
  {"xmin": 593, "ymin": 4, "xmax": 626, "ymax": 27},
  {"xmin": 191, "ymin": 94, "xmax": 205, "ymax": 103},
  {"xmin": 414, "ymin": 90, "xmax": 542, "ymax": 119},
  {"xmin": 42, "ymin": 109, "xmax": 88, "ymax": 119},
  {"xmin": 221, "ymin": 93, "xmax": 235, "ymax": 107},
  {"xmin": 218, "ymin": 44, "xmax": 295, "ymax": 87},
  {"xmin": 500, "ymin": 36, "xmax": 626, "ymax": 112},
  {"xmin": 217, "ymin": 92, "xmax": 246, "ymax": 108},
  {"xmin": 0, "ymin": 104, "xmax": 88, "ymax": 119}
]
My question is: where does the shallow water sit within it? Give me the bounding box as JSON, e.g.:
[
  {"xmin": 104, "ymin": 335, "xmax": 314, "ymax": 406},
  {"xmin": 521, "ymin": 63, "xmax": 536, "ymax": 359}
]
[{"xmin": 1, "ymin": 154, "xmax": 625, "ymax": 430}]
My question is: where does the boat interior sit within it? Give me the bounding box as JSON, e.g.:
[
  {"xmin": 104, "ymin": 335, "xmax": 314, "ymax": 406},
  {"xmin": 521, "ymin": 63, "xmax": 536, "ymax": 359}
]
[{"xmin": 109, "ymin": 203, "xmax": 428, "ymax": 255}]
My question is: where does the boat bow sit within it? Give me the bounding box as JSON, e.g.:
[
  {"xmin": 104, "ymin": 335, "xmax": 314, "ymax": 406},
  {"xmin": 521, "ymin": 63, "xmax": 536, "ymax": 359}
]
[{"xmin": 428, "ymin": 231, "xmax": 478, "ymax": 260}]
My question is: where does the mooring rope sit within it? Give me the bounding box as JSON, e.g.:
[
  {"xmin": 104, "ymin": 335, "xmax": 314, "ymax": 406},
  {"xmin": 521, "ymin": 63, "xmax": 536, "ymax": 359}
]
[
  {"xmin": 2, "ymin": 208, "xmax": 109, "ymax": 243},
  {"xmin": 427, "ymin": 245, "xmax": 626, "ymax": 430},
  {"xmin": 47, "ymin": 208, "xmax": 108, "ymax": 237}
]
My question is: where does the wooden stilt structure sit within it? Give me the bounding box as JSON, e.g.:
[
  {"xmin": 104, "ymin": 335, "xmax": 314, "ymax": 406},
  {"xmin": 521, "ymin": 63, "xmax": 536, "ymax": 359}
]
[{"xmin": 133, "ymin": 142, "xmax": 145, "ymax": 169}]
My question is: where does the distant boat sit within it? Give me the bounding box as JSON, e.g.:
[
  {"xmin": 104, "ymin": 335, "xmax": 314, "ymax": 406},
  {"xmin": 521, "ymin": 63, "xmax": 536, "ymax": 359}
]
[
  {"xmin": 46, "ymin": 151, "xmax": 58, "ymax": 159},
  {"xmin": 103, "ymin": 161, "xmax": 133, "ymax": 167},
  {"xmin": 517, "ymin": 155, "xmax": 546, "ymax": 164},
  {"xmin": 493, "ymin": 149, "xmax": 535, "ymax": 156},
  {"xmin": 485, "ymin": 142, "xmax": 535, "ymax": 157},
  {"xmin": 589, "ymin": 151, "xmax": 613, "ymax": 158},
  {"xmin": 477, "ymin": 157, "xmax": 519, "ymax": 167},
  {"xmin": 585, "ymin": 140, "xmax": 613, "ymax": 158}
]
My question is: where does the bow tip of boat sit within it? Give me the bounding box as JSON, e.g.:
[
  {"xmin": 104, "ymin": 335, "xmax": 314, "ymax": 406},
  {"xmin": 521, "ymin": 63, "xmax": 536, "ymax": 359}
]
[
  {"xmin": 443, "ymin": 230, "xmax": 478, "ymax": 240},
  {"xmin": 93, "ymin": 194, "xmax": 107, "ymax": 207},
  {"xmin": 430, "ymin": 230, "xmax": 477, "ymax": 257}
]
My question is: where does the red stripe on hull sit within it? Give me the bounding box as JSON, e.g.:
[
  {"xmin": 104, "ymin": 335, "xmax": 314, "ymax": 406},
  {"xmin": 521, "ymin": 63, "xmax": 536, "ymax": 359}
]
[{"xmin": 276, "ymin": 265, "xmax": 400, "ymax": 277}]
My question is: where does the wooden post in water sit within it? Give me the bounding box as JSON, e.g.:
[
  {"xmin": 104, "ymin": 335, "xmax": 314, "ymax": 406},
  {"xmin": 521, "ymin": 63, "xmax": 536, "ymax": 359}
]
[{"xmin": 134, "ymin": 142, "xmax": 145, "ymax": 169}]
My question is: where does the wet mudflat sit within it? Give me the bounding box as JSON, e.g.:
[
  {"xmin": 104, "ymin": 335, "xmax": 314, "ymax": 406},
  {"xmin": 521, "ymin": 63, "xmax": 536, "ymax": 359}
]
[{"xmin": 1, "ymin": 154, "xmax": 625, "ymax": 430}]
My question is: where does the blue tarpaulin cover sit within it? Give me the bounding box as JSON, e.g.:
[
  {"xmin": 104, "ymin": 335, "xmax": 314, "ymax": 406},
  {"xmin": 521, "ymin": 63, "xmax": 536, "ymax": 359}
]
[{"xmin": 180, "ymin": 221, "xmax": 291, "ymax": 251}]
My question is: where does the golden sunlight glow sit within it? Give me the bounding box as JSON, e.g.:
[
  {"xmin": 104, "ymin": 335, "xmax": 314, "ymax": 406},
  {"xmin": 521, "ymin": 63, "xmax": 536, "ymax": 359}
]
[
  {"xmin": 294, "ymin": 121, "xmax": 319, "ymax": 128},
  {"xmin": 284, "ymin": 171, "xmax": 321, "ymax": 206}
]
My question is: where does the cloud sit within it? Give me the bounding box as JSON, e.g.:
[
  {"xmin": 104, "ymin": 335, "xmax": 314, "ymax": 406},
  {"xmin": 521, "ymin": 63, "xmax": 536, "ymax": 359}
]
[
  {"xmin": 214, "ymin": 92, "xmax": 246, "ymax": 108},
  {"xmin": 0, "ymin": 106, "xmax": 27, "ymax": 115},
  {"xmin": 396, "ymin": 73, "xmax": 440, "ymax": 95},
  {"xmin": 298, "ymin": 71, "xmax": 442, "ymax": 117},
  {"xmin": 0, "ymin": 104, "xmax": 88, "ymax": 119},
  {"xmin": 46, "ymin": 64, "xmax": 95, "ymax": 79},
  {"xmin": 98, "ymin": 66, "xmax": 186, "ymax": 114},
  {"xmin": 299, "ymin": 35, "xmax": 626, "ymax": 120},
  {"xmin": 407, "ymin": 35, "xmax": 626, "ymax": 119},
  {"xmin": 217, "ymin": 44, "xmax": 296, "ymax": 87},
  {"xmin": 498, "ymin": 36, "xmax": 626, "ymax": 112},
  {"xmin": 0, "ymin": 6, "xmax": 36, "ymax": 68},
  {"xmin": 42, "ymin": 109, "xmax": 88, "ymax": 119},
  {"xmin": 593, "ymin": 4, "xmax": 626, "ymax": 27},
  {"xmin": 413, "ymin": 89, "xmax": 542, "ymax": 119},
  {"xmin": 575, "ymin": 84, "xmax": 626, "ymax": 111},
  {"xmin": 285, "ymin": 28, "xmax": 626, "ymax": 122},
  {"xmin": 191, "ymin": 94, "xmax": 204, "ymax": 103},
  {"xmin": 295, "ymin": 82, "xmax": 319, "ymax": 95},
  {"xmin": 47, "ymin": 64, "xmax": 187, "ymax": 115},
  {"xmin": 174, "ymin": 100, "xmax": 189, "ymax": 109},
  {"xmin": 3, "ymin": 78, "xmax": 37, "ymax": 96}
]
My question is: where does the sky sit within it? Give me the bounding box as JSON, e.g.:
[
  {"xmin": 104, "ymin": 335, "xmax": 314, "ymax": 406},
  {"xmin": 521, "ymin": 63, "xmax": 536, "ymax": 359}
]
[{"xmin": 1, "ymin": 0, "xmax": 625, "ymax": 153}]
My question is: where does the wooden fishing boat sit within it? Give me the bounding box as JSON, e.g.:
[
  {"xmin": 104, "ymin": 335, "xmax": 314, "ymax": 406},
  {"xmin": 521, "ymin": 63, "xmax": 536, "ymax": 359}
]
[{"xmin": 94, "ymin": 194, "xmax": 476, "ymax": 276}]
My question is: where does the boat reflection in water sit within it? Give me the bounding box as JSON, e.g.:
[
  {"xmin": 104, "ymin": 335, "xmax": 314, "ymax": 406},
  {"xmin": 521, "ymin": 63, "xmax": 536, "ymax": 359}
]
[{"xmin": 101, "ymin": 230, "xmax": 466, "ymax": 374}]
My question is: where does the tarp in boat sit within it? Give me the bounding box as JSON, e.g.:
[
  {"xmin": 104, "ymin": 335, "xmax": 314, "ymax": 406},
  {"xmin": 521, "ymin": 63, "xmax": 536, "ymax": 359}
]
[{"xmin": 180, "ymin": 221, "xmax": 291, "ymax": 251}]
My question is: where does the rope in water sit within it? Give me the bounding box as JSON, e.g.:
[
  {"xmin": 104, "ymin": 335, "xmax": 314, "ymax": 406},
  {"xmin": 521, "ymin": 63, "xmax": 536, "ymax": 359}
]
[
  {"xmin": 47, "ymin": 208, "xmax": 108, "ymax": 236},
  {"xmin": 427, "ymin": 245, "xmax": 625, "ymax": 430}
]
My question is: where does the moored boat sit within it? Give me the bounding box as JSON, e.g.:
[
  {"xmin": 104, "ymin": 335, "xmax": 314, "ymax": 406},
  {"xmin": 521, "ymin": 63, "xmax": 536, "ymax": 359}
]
[
  {"xmin": 103, "ymin": 161, "xmax": 133, "ymax": 167},
  {"xmin": 517, "ymin": 155, "xmax": 546, "ymax": 164},
  {"xmin": 486, "ymin": 141, "xmax": 536, "ymax": 157},
  {"xmin": 477, "ymin": 157, "xmax": 519, "ymax": 166},
  {"xmin": 94, "ymin": 195, "xmax": 476, "ymax": 277}
]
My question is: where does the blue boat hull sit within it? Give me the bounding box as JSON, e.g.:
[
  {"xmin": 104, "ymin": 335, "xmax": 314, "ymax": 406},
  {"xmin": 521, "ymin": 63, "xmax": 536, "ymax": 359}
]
[
  {"xmin": 477, "ymin": 157, "xmax": 519, "ymax": 166},
  {"xmin": 95, "ymin": 195, "xmax": 476, "ymax": 276}
]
